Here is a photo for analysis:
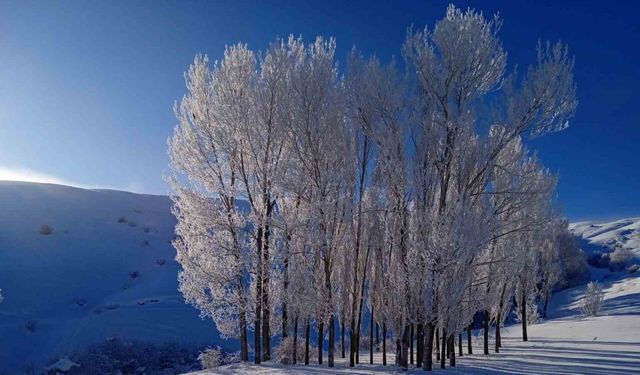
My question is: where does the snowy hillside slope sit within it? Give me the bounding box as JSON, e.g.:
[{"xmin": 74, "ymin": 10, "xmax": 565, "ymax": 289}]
[
  {"xmin": 189, "ymin": 273, "xmax": 640, "ymax": 375},
  {"xmin": 0, "ymin": 181, "xmax": 221, "ymax": 373},
  {"xmin": 570, "ymin": 217, "xmax": 640, "ymax": 257}
]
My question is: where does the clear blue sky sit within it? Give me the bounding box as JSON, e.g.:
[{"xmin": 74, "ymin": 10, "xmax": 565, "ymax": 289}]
[{"xmin": 1, "ymin": 0, "xmax": 638, "ymax": 221}]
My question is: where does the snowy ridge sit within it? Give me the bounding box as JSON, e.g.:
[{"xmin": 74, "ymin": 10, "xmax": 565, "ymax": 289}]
[
  {"xmin": 0, "ymin": 181, "xmax": 221, "ymax": 373},
  {"xmin": 570, "ymin": 217, "xmax": 640, "ymax": 256}
]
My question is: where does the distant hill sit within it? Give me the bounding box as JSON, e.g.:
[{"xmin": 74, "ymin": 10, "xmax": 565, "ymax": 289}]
[
  {"xmin": 570, "ymin": 217, "xmax": 640, "ymax": 257},
  {"xmin": 0, "ymin": 181, "xmax": 222, "ymax": 373}
]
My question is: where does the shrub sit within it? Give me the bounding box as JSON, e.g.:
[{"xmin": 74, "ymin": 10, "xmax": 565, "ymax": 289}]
[
  {"xmin": 198, "ymin": 347, "xmax": 222, "ymax": 369},
  {"xmin": 130, "ymin": 271, "xmax": 140, "ymax": 278},
  {"xmin": 39, "ymin": 224, "xmax": 53, "ymax": 235},
  {"xmin": 609, "ymin": 247, "xmax": 634, "ymax": 271},
  {"xmin": 628, "ymin": 264, "xmax": 640, "ymax": 273},
  {"xmin": 65, "ymin": 337, "xmax": 201, "ymax": 375},
  {"xmin": 273, "ymin": 336, "xmax": 316, "ymax": 364},
  {"xmin": 25, "ymin": 320, "xmax": 37, "ymax": 333},
  {"xmin": 128, "ymin": 221, "xmax": 137, "ymax": 227},
  {"xmin": 117, "ymin": 217, "xmax": 128, "ymax": 223},
  {"xmin": 516, "ymin": 299, "xmax": 539, "ymax": 325},
  {"xmin": 156, "ymin": 259, "xmax": 166, "ymax": 266},
  {"xmin": 581, "ymin": 281, "xmax": 604, "ymax": 316}
]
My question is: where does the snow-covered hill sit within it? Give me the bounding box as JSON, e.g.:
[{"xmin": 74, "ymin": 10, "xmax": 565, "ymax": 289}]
[
  {"xmin": 0, "ymin": 181, "xmax": 221, "ymax": 373},
  {"xmin": 570, "ymin": 217, "xmax": 640, "ymax": 257}
]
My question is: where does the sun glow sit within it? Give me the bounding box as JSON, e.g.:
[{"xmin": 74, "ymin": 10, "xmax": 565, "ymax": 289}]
[{"xmin": 0, "ymin": 167, "xmax": 75, "ymax": 186}]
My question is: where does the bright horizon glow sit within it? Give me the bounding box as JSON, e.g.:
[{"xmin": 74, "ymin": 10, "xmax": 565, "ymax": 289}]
[{"xmin": 0, "ymin": 166, "xmax": 141, "ymax": 192}]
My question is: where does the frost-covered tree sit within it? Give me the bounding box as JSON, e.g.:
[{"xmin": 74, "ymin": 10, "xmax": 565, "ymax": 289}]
[{"xmin": 168, "ymin": 4, "xmax": 577, "ymax": 370}]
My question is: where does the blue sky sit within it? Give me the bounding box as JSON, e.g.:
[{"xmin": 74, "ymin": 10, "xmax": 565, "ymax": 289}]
[{"xmin": 0, "ymin": 0, "xmax": 638, "ymax": 221}]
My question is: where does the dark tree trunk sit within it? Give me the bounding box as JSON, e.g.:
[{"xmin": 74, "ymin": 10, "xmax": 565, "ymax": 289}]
[
  {"xmin": 467, "ymin": 324, "xmax": 473, "ymax": 354},
  {"xmin": 341, "ymin": 317, "xmax": 346, "ymax": 358},
  {"xmin": 521, "ymin": 291, "xmax": 528, "ymax": 341},
  {"xmin": 376, "ymin": 322, "xmax": 380, "ymax": 351},
  {"xmin": 293, "ymin": 316, "xmax": 298, "ymax": 365},
  {"xmin": 369, "ymin": 308, "xmax": 374, "ymax": 364},
  {"xmin": 240, "ymin": 312, "xmax": 249, "ymax": 361},
  {"xmin": 458, "ymin": 333, "xmax": 463, "ymax": 357},
  {"xmin": 543, "ymin": 291, "xmax": 550, "ymax": 319},
  {"xmin": 305, "ymin": 319, "xmax": 310, "ymax": 365},
  {"xmin": 424, "ymin": 323, "xmax": 435, "ymax": 371},
  {"xmin": 410, "ymin": 324, "xmax": 414, "ymax": 365},
  {"xmin": 440, "ymin": 329, "xmax": 446, "ymax": 369},
  {"xmin": 262, "ymin": 208, "xmax": 272, "ymax": 361},
  {"xmin": 282, "ymin": 234, "xmax": 290, "ymax": 343},
  {"xmin": 435, "ymin": 328, "xmax": 440, "ymax": 361},
  {"xmin": 448, "ymin": 335, "xmax": 455, "ymax": 367},
  {"xmin": 395, "ymin": 339, "xmax": 401, "ymax": 366},
  {"xmin": 318, "ymin": 321, "xmax": 324, "ymax": 365},
  {"xmin": 329, "ymin": 315, "xmax": 335, "ymax": 367},
  {"xmin": 416, "ymin": 323, "xmax": 423, "ymax": 368},
  {"xmin": 495, "ymin": 311, "xmax": 501, "ymax": 353},
  {"xmin": 254, "ymin": 227, "xmax": 263, "ymax": 364},
  {"xmin": 483, "ymin": 310, "xmax": 490, "ymax": 355},
  {"xmin": 401, "ymin": 324, "xmax": 410, "ymax": 370},
  {"xmin": 382, "ymin": 322, "xmax": 387, "ymax": 366}
]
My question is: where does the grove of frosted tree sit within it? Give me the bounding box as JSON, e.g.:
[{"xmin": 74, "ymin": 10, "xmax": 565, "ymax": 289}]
[{"xmin": 168, "ymin": 5, "xmax": 578, "ymax": 371}]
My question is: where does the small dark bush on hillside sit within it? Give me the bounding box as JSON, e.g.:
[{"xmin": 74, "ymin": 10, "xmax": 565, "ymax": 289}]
[
  {"xmin": 64, "ymin": 337, "xmax": 202, "ymax": 375},
  {"xmin": 588, "ymin": 251, "xmax": 610, "ymax": 269},
  {"xmin": 25, "ymin": 320, "xmax": 37, "ymax": 333},
  {"xmin": 39, "ymin": 224, "xmax": 53, "ymax": 235},
  {"xmin": 143, "ymin": 227, "xmax": 151, "ymax": 233},
  {"xmin": 156, "ymin": 259, "xmax": 166, "ymax": 266},
  {"xmin": 130, "ymin": 271, "xmax": 140, "ymax": 278},
  {"xmin": 141, "ymin": 240, "xmax": 150, "ymax": 247},
  {"xmin": 117, "ymin": 217, "xmax": 128, "ymax": 223},
  {"xmin": 128, "ymin": 221, "xmax": 137, "ymax": 227},
  {"xmin": 134, "ymin": 209, "xmax": 142, "ymax": 214}
]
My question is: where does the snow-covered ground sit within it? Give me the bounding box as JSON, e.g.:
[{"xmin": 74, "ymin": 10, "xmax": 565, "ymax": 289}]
[
  {"xmin": 570, "ymin": 217, "xmax": 640, "ymax": 257},
  {"xmin": 190, "ymin": 273, "xmax": 640, "ymax": 375},
  {"xmin": 0, "ymin": 181, "xmax": 221, "ymax": 373}
]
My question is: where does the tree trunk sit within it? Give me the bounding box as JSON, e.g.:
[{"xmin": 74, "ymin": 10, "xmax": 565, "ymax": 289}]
[
  {"xmin": 349, "ymin": 135, "xmax": 369, "ymax": 367},
  {"xmin": 329, "ymin": 314, "xmax": 335, "ymax": 367},
  {"xmin": 458, "ymin": 333, "xmax": 463, "ymax": 357},
  {"xmin": 282, "ymin": 242, "xmax": 289, "ymax": 342},
  {"xmin": 435, "ymin": 328, "xmax": 440, "ymax": 361},
  {"xmin": 318, "ymin": 321, "xmax": 324, "ymax": 365},
  {"xmin": 293, "ymin": 316, "xmax": 298, "ymax": 365},
  {"xmin": 240, "ymin": 311, "xmax": 249, "ymax": 361},
  {"xmin": 382, "ymin": 322, "xmax": 387, "ymax": 366},
  {"xmin": 341, "ymin": 318, "xmax": 346, "ymax": 359},
  {"xmin": 262, "ymin": 209, "xmax": 272, "ymax": 361},
  {"xmin": 410, "ymin": 323, "xmax": 414, "ymax": 365},
  {"xmin": 416, "ymin": 323, "xmax": 423, "ymax": 368},
  {"xmin": 254, "ymin": 228, "xmax": 263, "ymax": 364},
  {"xmin": 369, "ymin": 308, "xmax": 374, "ymax": 364},
  {"xmin": 483, "ymin": 310, "xmax": 490, "ymax": 355},
  {"xmin": 543, "ymin": 291, "xmax": 550, "ymax": 319},
  {"xmin": 521, "ymin": 291, "xmax": 528, "ymax": 341},
  {"xmin": 424, "ymin": 323, "xmax": 435, "ymax": 371},
  {"xmin": 305, "ymin": 319, "xmax": 310, "ymax": 365},
  {"xmin": 495, "ymin": 311, "xmax": 501, "ymax": 353},
  {"xmin": 401, "ymin": 325, "xmax": 410, "ymax": 370},
  {"xmin": 467, "ymin": 324, "xmax": 473, "ymax": 354},
  {"xmin": 376, "ymin": 322, "xmax": 380, "ymax": 351},
  {"xmin": 448, "ymin": 335, "xmax": 455, "ymax": 367},
  {"xmin": 440, "ymin": 328, "xmax": 446, "ymax": 369},
  {"xmin": 395, "ymin": 339, "xmax": 401, "ymax": 366}
]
